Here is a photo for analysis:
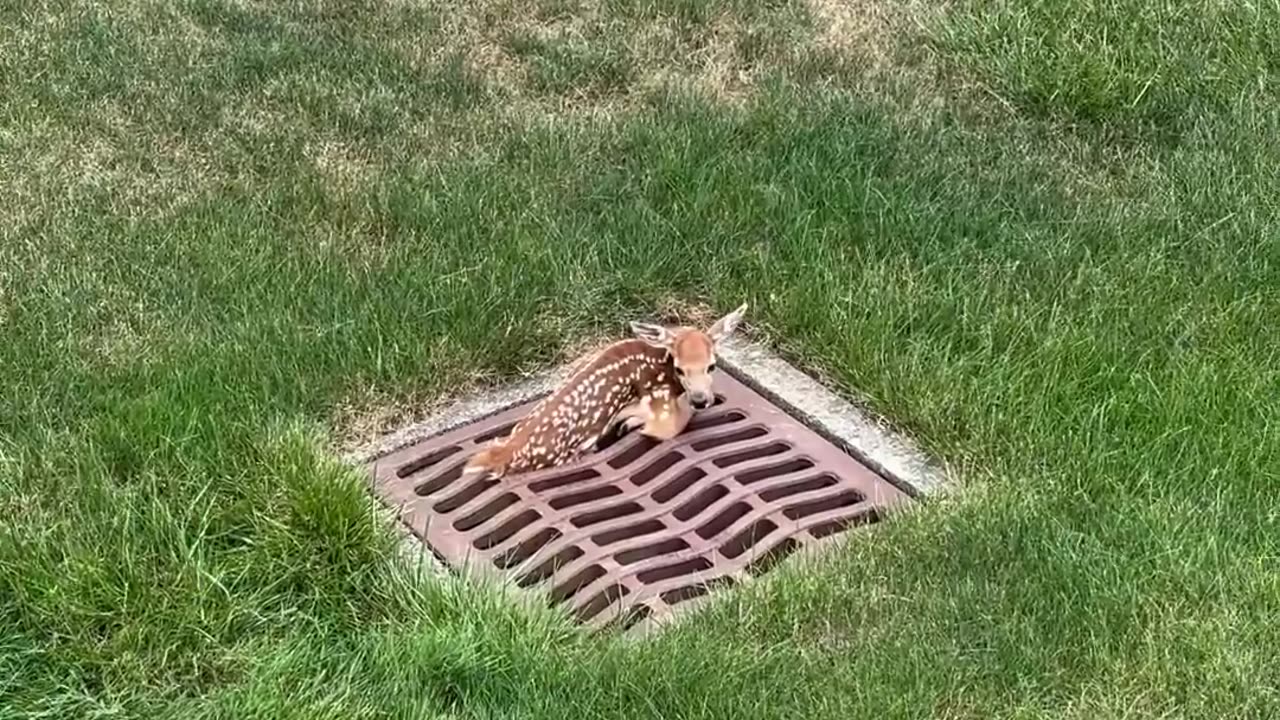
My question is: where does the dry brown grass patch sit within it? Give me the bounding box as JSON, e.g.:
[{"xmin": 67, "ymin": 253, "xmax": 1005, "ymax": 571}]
[
  {"xmin": 805, "ymin": 0, "xmax": 900, "ymax": 69},
  {"xmin": 793, "ymin": 0, "xmax": 950, "ymax": 105},
  {"xmin": 631, "ymin": 12, "xmax": 760, "ymax": 107},
  {"xmin": 418, "ymin": 0, "xmax": 811, "ymax": 117},
  {"xmin": 650, "ymin": 294, "xmax": 725, "ymax": 329},
  {"xmin": 397, "ymin": 0, "xmax": 533, "ymax": 97},
  {"xmin": 332, "ymin": 387, "xmax": 450, "ymax": 451},
  {"xmin": 306, "ymin": 139, "xmax": 380, "ymax": 196}
]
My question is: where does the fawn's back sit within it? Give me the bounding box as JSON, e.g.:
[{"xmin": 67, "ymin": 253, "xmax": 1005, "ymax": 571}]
[
  {"xmin": 463, "ymin": 303, "xmax": 747, "ymax": 478},
  {"xmin": 463, "ymin": 340, "xmax": 672, "ymax": 477}
]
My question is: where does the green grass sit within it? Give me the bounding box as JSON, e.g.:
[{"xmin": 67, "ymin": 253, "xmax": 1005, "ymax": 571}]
[
  {"xmin": 2, "ymin": 0, "xmax": 1280, "ymax": 717},
  {"xmin": 930, "ymin": 0, "xmax": 1280, "ymax": 137}
]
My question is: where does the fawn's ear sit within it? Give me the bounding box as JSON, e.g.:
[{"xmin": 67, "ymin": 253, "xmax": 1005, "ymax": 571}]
[
  {"xmin": 707, "ymin": 302, "xmax": 748, "ymax": 341},
  {"xmin": 630, "ymin": 321, "xmax": 674, "ymax": 348}
]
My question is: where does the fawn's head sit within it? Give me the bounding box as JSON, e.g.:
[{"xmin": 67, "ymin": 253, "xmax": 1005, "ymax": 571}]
[{"xmin": 630, "ymin": 303, "xmax": 748, "ymax": 409}]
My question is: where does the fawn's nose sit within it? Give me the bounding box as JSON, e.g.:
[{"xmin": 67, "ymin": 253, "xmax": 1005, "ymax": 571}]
[{"xmin": 690, "ymin": 391, "xmax": 712, "ymax": 409}]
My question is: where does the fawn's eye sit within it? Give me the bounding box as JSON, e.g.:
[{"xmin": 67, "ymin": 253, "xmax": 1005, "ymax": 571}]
[
  {"xmin": 674, "ymin": 367, "xmax": 685, "ymax": 376},
  {"xmin": 707, "ymin": 362, "xmax": 717, "ymax": 373}
]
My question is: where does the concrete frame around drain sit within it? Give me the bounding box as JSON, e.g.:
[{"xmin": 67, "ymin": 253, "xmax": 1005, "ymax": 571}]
[{"xmin": 344, "ymin": 337, "xmax": 952, "ymax": 584}]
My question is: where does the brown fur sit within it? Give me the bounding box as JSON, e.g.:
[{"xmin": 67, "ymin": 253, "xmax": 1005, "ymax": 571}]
[
  {"xmin": 463, "ymin": 303, "xmax": 747, "ymax": 478},
  {"xmin": 463, "ymin": 340, "xmax": 677, "ymax": 477}
]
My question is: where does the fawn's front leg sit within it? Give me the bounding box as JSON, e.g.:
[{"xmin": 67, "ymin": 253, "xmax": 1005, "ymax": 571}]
[
  {"xmin": 609, "ymin": 393, "xmax": 693, "ymax": 441},
  {"xmin": 644, "ymin": 392, "xmax": 692, "ymax": 440}
]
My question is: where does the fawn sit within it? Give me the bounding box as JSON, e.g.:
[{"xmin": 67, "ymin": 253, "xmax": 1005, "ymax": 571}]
[{"xmin": 462, "ymin": 303, "xmax": 748, "ymax": 479}]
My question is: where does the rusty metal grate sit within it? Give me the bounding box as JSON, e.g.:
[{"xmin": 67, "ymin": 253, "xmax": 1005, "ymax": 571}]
[{"xmin": 366, "ymin": 369, "xmax": 912, "ymax": 630}]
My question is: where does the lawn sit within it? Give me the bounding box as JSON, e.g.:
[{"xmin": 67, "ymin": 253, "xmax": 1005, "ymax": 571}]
[{"xmin": 2, "ymin": 0, "xmax": 1279, "ymax": 717}]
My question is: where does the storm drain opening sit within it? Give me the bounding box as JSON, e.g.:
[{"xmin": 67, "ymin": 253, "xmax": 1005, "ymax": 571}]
[{"xmin": 366, "ymin": 369, "xmax": 914, "ymax": 631}]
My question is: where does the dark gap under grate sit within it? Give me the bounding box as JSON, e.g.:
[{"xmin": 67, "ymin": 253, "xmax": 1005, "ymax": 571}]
[{"xmin": 367, "ymin": 370, "xmax": 912, "ymax": 630}]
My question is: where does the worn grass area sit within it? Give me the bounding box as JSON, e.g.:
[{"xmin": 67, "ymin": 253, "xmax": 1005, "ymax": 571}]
[{"xmin": 3, "ymin": 0, "xmax": 1280, "ymax": 717}]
